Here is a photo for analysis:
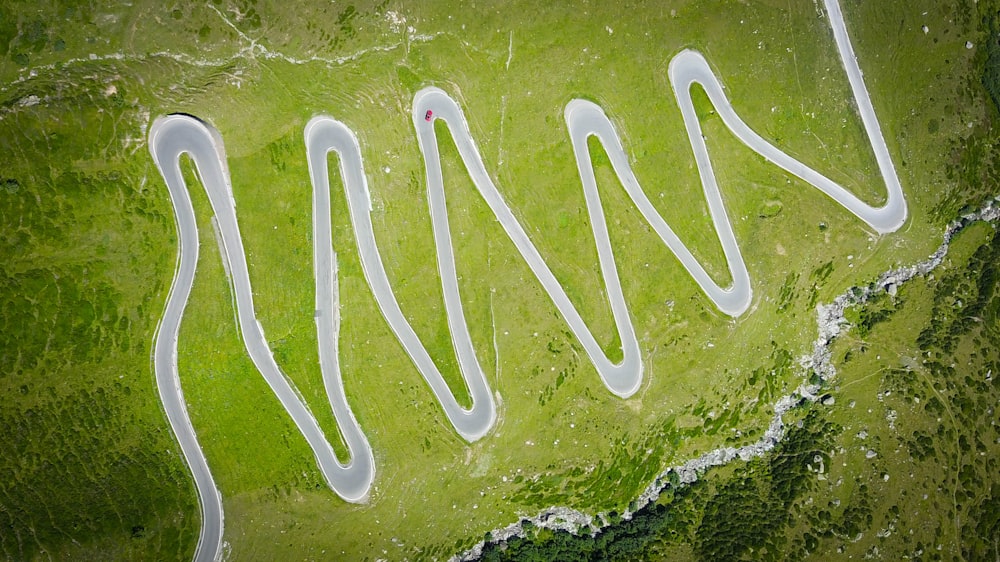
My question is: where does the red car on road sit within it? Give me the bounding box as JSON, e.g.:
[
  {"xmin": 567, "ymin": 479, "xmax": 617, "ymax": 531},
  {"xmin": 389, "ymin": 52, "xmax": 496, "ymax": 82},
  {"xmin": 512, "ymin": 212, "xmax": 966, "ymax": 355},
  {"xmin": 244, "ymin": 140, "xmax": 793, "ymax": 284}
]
[{"xmin": 425, "ymin": 110, "xmax": 433, "ymax": 121}]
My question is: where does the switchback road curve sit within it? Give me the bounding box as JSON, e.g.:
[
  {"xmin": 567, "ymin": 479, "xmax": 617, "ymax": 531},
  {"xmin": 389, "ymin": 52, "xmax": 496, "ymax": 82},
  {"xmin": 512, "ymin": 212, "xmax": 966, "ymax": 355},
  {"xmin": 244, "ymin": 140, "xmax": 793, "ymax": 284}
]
[{"xmin": 149, "ymin": 0, "xmax": 905, "ymax": 559}]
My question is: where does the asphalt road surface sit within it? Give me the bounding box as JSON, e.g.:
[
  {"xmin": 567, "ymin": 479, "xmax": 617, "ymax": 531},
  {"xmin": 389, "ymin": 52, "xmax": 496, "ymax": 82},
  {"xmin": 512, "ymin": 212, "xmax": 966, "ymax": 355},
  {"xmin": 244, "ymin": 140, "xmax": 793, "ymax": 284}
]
[{"xmin": 148, "ymin": 0, "xmax": 905, "ymax": 559}]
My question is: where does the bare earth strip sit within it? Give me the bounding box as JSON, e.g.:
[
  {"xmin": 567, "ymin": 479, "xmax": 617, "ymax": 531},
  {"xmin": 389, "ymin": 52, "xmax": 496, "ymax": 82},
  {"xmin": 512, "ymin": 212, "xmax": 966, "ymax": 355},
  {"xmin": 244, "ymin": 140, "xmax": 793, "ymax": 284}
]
[{"xmin": 148, "ymin": 0, "xmax": 904, "ymax": 559}]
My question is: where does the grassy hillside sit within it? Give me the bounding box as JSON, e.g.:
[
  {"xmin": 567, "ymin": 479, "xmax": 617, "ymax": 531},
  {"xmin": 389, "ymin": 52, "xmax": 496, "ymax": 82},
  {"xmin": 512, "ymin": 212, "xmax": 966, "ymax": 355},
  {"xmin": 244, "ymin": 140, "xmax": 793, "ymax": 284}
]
[{"xmin": 1, "ymin": 0, "xmax": 996, "ymax": 559}]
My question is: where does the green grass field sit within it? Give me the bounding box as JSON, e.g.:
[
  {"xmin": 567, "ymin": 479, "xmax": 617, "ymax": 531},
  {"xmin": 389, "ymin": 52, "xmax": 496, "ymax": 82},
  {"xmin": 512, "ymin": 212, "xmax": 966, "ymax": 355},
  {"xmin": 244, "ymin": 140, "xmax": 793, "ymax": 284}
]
[{"xmin": 1, "ymin": 0, "xmax": 997, "ymax": 559}]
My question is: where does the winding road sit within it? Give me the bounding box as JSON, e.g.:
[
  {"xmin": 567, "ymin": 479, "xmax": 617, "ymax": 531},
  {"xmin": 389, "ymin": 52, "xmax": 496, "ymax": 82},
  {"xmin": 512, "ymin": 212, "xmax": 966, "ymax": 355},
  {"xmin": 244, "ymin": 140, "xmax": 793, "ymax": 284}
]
[{"xmin": 149, "ymin": 0, "xmax": 906, "ymax": 559}]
